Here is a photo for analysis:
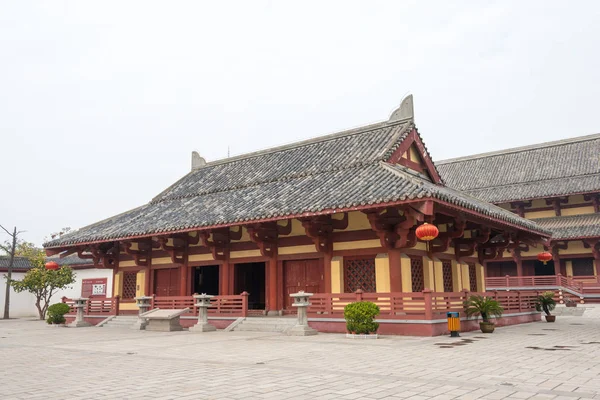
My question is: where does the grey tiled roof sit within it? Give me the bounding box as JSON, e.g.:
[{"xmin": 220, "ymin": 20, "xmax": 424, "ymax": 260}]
[
  {"xmin": 44, "ymin": 119, "xmax": 549, "ymax": 248},
  {"xmin": 0, "ymin": 256, "xmax": 34, "ymax": 270},
  {"xmin": 0, "ymin": 255, "xmax": 93, "ymax": 269},
  {"xmin": 533, "ymin": 213, "xmax": 600, "ymax": 240},
  {"xmin": 47, "ymin": 254, "xmax": 93, "ymax": 266},
  {"xmin": 437, "ymin": 134, "xmax": 600, "ymax": 203}
]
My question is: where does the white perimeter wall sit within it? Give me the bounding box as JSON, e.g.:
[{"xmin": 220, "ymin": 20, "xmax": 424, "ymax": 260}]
[{"xmin": 0, "ymin": 268, "xmax": 113, "ymax": 318}]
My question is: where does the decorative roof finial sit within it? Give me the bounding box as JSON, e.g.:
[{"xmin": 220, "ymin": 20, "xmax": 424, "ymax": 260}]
[
  {"xmin": 191, "ymin": 151, "xmax": 206, "ymax": 171},
  {"xmin": 389, "ymin": 94, "xmax": 414, "ymax": 122}
]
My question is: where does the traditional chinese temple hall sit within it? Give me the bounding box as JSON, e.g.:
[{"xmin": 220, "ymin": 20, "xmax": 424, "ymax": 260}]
[{"xmin": 45, "ymin": 95, "xmax": 600, "ymax": 335}]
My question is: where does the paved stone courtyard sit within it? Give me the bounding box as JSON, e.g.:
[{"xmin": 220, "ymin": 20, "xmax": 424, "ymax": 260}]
[{"xmin": 1, "ymin": 316, "xmax": 600, "ymax": 400}]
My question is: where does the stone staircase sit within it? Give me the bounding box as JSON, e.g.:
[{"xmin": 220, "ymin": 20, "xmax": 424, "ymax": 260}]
[
  {"xmin": 99, "ymin": 315, "xmax": 139, "ymax": 329},
  {"xmin": 233, "ymin": 317, "xmax": 297, "ymax": 333},
  {"xmin": 582, "ymin": 304, "xmax": 600, "ymax": 318}
]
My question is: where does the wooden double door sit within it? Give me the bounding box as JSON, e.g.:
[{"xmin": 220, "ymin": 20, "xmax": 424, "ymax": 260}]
[
  {"xmin": 284, "ymin": 259, "xmax": 323, "ymax": 309},
  {"xmin": 154, "ymin": 268, "xmax": 180, "ymax": 297}
]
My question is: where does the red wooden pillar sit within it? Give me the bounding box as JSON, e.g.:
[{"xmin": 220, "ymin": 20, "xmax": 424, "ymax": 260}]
[
  {"xmin": 323, "ymin": 252, "xmax": 332, "ymax": 293},
  {"xmin": 144, "ymin": 266, "xmax": 151, "ymax": 296},
  {"xmin": 267, "ymin": 255, "xmax": 278, "ymax": 315},
  {"xmin": 389, "ymin": 249, "xmax": 402, "ymax": 292},
  {"xmin": 220, "ymin": 261, "xmax": 232, "ymax": 295},
  {"xmin": 552, "ymin": 250, "xmax": 561, "ymax": 276},
  {"xmin": 179, "ymin": 263, "xmax": 188, "ymax": 296}
]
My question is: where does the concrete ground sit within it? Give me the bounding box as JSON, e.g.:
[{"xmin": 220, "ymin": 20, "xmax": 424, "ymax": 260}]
[{"xmin": 1, "ymin": 316, "xmax": 600, "ymax": 400}]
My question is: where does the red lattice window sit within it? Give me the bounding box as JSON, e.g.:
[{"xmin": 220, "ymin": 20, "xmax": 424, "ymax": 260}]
[
  {"xmin": 344, "ymin": 257, "xmax": 376, "ymax": 293},
  {"xmin": 122, "ymin": 271, "xmax": 137, "ymax": 299},
  {"xmin": 468, "ymin": 264, "xmax": 477, "ymax": 292},
  {"xmin": 411, "ymin": 257, "xmax": 424, "ymax": 292},
  {"xmin": 442, "ymin": 260, "xmax": 453, "ymax": 292}
]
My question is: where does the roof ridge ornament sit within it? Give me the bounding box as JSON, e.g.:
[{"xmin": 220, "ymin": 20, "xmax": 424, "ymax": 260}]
[
  {"xmin": 389, "ymin": 94, "xmax": 414, "ymax": 122},
  {"xmin": 191, "ymin": 151, "xmax": 207, "ymax": 171}
]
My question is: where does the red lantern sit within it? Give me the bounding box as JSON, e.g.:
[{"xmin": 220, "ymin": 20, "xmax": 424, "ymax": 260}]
[
  {"xmin": 537, "ymin": 251, "xmax": 553, "ymax": 265},
  {"xmin": 45, "ymin": 261, "xmax": 59, "ymax": 271},
  {"xmin": 415, "ymin": 223, "xmax": 439, "ymax": 241}
]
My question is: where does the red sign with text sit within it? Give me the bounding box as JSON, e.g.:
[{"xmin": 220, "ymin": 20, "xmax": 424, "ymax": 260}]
[{"xmin": 81, "ymin": 278, "xmax": 108, "ymax": 298}]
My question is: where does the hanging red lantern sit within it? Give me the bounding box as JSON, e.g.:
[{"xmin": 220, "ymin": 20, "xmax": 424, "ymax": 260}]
[
  {"xmin": 45, "ymin": 261, "xmax": 59, "ymax": 271},
  {"xmin": 415, "ymin": 222, "xmax": 439, "ymax": 241},
  {"xmin": 537, "ymin": 251, "xmax": 553, "ymax": 265}
]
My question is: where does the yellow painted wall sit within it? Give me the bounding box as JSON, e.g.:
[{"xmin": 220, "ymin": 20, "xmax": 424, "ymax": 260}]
[
  {"xmin": 476, "ymin": 264, "xmax": 485, "ymax": 292},
  {"xmin": 331, "ymin": 256, "xmax": 343, "ymax": 293},
  {"xmin": 346, "ymin": 212, "xmax": 372, "ymax": 231},
  {"xmin": 452, "ymin": 260, "xmax": 462, "ymax": 292},
  {"xmin": 375, "ymin": 254, "xmax": 390, "ymax": 292},
  {"xmin": 433, "ymin": 259, "xmax": 443, "ymax": 292},
  {"xmin": 562, "ymin": 206, "xmax": 596, "ymax": 216},
  {"xmin": 333, "ymin": 239, "xmax": 380, "ymax": 251},
  {"xmin": 519, "ymin": 240, "xmax": 594, "ymax": 258},
  {"xmin": 409, "ymin": 145, "xmax": 423, "ymax": 167},
  {"xmin": 135, "ymin": 270, "xmax": 145, "ymax": 297},
  {"xmin": 284, "ymin": 219, "xmax": 305, "ymax": 237},
  {"xmin": 189, "ymin": 253, "xmax": 215, "ymax": 262},
  {"xmin": 422, "ymin": 257, "xmax": 435, "ymax": 290},
  {"xmin": 400, "ymin": 255, "xmax": 412, "ymax": 292},
  {"xmin": 525, "ymin": 210, "xmax": 555, "ymax": 219},
  {"xmin": 153, "ymin": 257, "xmax": 173, "ymax": 265},
  {"xmin": 113, "ymin": 272, "xmax": 122, "ymax": 297},
  {"xmin": 120, "ymin": 303, "xmax": 138, "ymax": 311},
  {"xmin": 566, "ymin": 260, "xmax": 573, "ymax": 277},
  {"xmin": 278, "ymin": 245, "xmax": 317, "ymax": 255},
  {"xmin": 230, "ymin": 249, "xmax": 262, "ymax": 259},
  {"xmin": 460, "ymin": 263, "xmax": 470, "ymax": 291},
  {"xmin": 120, "ymin": 260, "xmax": 137, "ymax": 267}
]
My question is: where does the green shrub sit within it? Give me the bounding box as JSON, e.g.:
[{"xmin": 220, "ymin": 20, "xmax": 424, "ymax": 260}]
[
  {"xmin": 344, "ymin": 301, "xmax": 380, "ymax": 334},
  {"xmin": 46, "ymin": 302, "xmax": 71, "ymax": 325}
]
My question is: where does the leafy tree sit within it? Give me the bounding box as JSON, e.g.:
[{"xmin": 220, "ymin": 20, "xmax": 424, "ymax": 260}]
[{"xmin": 11, "ymin": 265, "xmax": 76, "ymax": 320}]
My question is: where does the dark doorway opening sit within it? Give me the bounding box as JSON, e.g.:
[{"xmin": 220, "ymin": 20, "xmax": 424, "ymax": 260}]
[
  {"xmin": 193, "ymin": 266, "xmax": 220, "ymax": 296},
  {"xmin": 534, "ymin": 260, "xmax": 555, "ymax": 276},
  {"xmin": 234, "ymin": 262, "xmax": 265, "ymax": 310}
]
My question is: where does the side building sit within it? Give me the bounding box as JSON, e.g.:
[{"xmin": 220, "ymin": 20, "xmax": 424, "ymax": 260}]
[
  {"xmin": 438, "ymin": 134, "xmax": 600, "ymax": 300},
  {"xmin": 0, "ymin": 254, "xmax": 113, "ymax": 317}
]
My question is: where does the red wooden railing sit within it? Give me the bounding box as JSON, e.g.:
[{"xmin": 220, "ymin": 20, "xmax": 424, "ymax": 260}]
[
  {"xmin": 61, "ymin": 293, "xmax": 249, "ymax": 317},
  {"xmin": 485, "ymin": 275, "xmax": 600, "ymax": 295},
  {"xmin": 307, "ymin": 289, "xmax": 539, "ymax": 320},
  {"xmin": 61, "ymin": 296, "xmax": 120, "ymax": 316},
  {"xmin": 151, "ymin": 293, "xmax": 249, "ymax": 317}
]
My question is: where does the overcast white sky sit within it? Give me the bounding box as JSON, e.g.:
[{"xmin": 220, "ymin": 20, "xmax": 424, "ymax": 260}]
[{"xmin": 1, "ymin": 1, "xmax": 599, "ymax": 247}]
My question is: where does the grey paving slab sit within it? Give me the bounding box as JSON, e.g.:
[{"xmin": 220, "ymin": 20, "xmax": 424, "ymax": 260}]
[{"xmin": 1, "ymin": 317, "xmax": 600, "ymax": 399}]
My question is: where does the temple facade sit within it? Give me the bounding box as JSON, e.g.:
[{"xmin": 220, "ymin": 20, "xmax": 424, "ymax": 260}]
[{"xmin": 44, "ymin": 96, "xmax": 571, "ymax": 334}]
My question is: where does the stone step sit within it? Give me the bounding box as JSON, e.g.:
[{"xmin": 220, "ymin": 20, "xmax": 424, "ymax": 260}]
[
  {"xmin": 101, "ymin": 316, "xmax": 139, "ymax": 328},
  {"xmin": 233, "ymin": 317, "xmax": 297, "ymax": 333},
  {"xmin": 242, "ymin": 318, "xmax": 296, "ymax": 324}
]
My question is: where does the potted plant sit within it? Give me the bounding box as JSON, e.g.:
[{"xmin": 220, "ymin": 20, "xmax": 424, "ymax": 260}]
[
  {"xmin": 464, "ymin": 295, "xmax": 503, "ymax": 333},
  {"xmin": 46, "ymin": 302, "xmax": 71, "ymax": 326},
  {"xmin": 535, "ymin": 291, "xmax": 557, "ymax": 322},
  {"xmin": 565, "ymin": 298, "xmax": 577, "ymax": 308},
  {"xmin": 344, "ymin": 301, "xmax": 380, "ymax": 339}
]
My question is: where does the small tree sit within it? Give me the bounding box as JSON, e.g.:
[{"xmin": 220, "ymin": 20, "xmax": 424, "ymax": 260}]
[
  {"xmin": 535, "ymin": 292, "xmax": 556, "ymax": 316},
  {"xmin": 11, "ymin": 265, "xmax": 76, "ymax": 320},
  {"xmin": 464, "ymin": 295, "xmax": 504, "ymax": 323}
]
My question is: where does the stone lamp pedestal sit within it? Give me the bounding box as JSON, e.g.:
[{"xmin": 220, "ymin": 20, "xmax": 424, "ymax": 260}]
[
  {"xmin": 69, "ymin": 298, "xmax": 92, "ymax": 328},
  {"xmin": 287, "ymin": 291, "xmax": 317, "ymax": 336},
  {"xmin": 189, "ymin": 294, "xmax": 216, "ymax": 333},
  {"xmin": 132, "ymin": 296, "xmax": 153, "ymax": 330}
]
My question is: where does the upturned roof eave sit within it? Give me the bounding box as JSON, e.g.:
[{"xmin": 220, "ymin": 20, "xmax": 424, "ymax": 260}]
[{"xmin": 44, "ymin": 196, "xmax": 551, "ymax": 251}]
